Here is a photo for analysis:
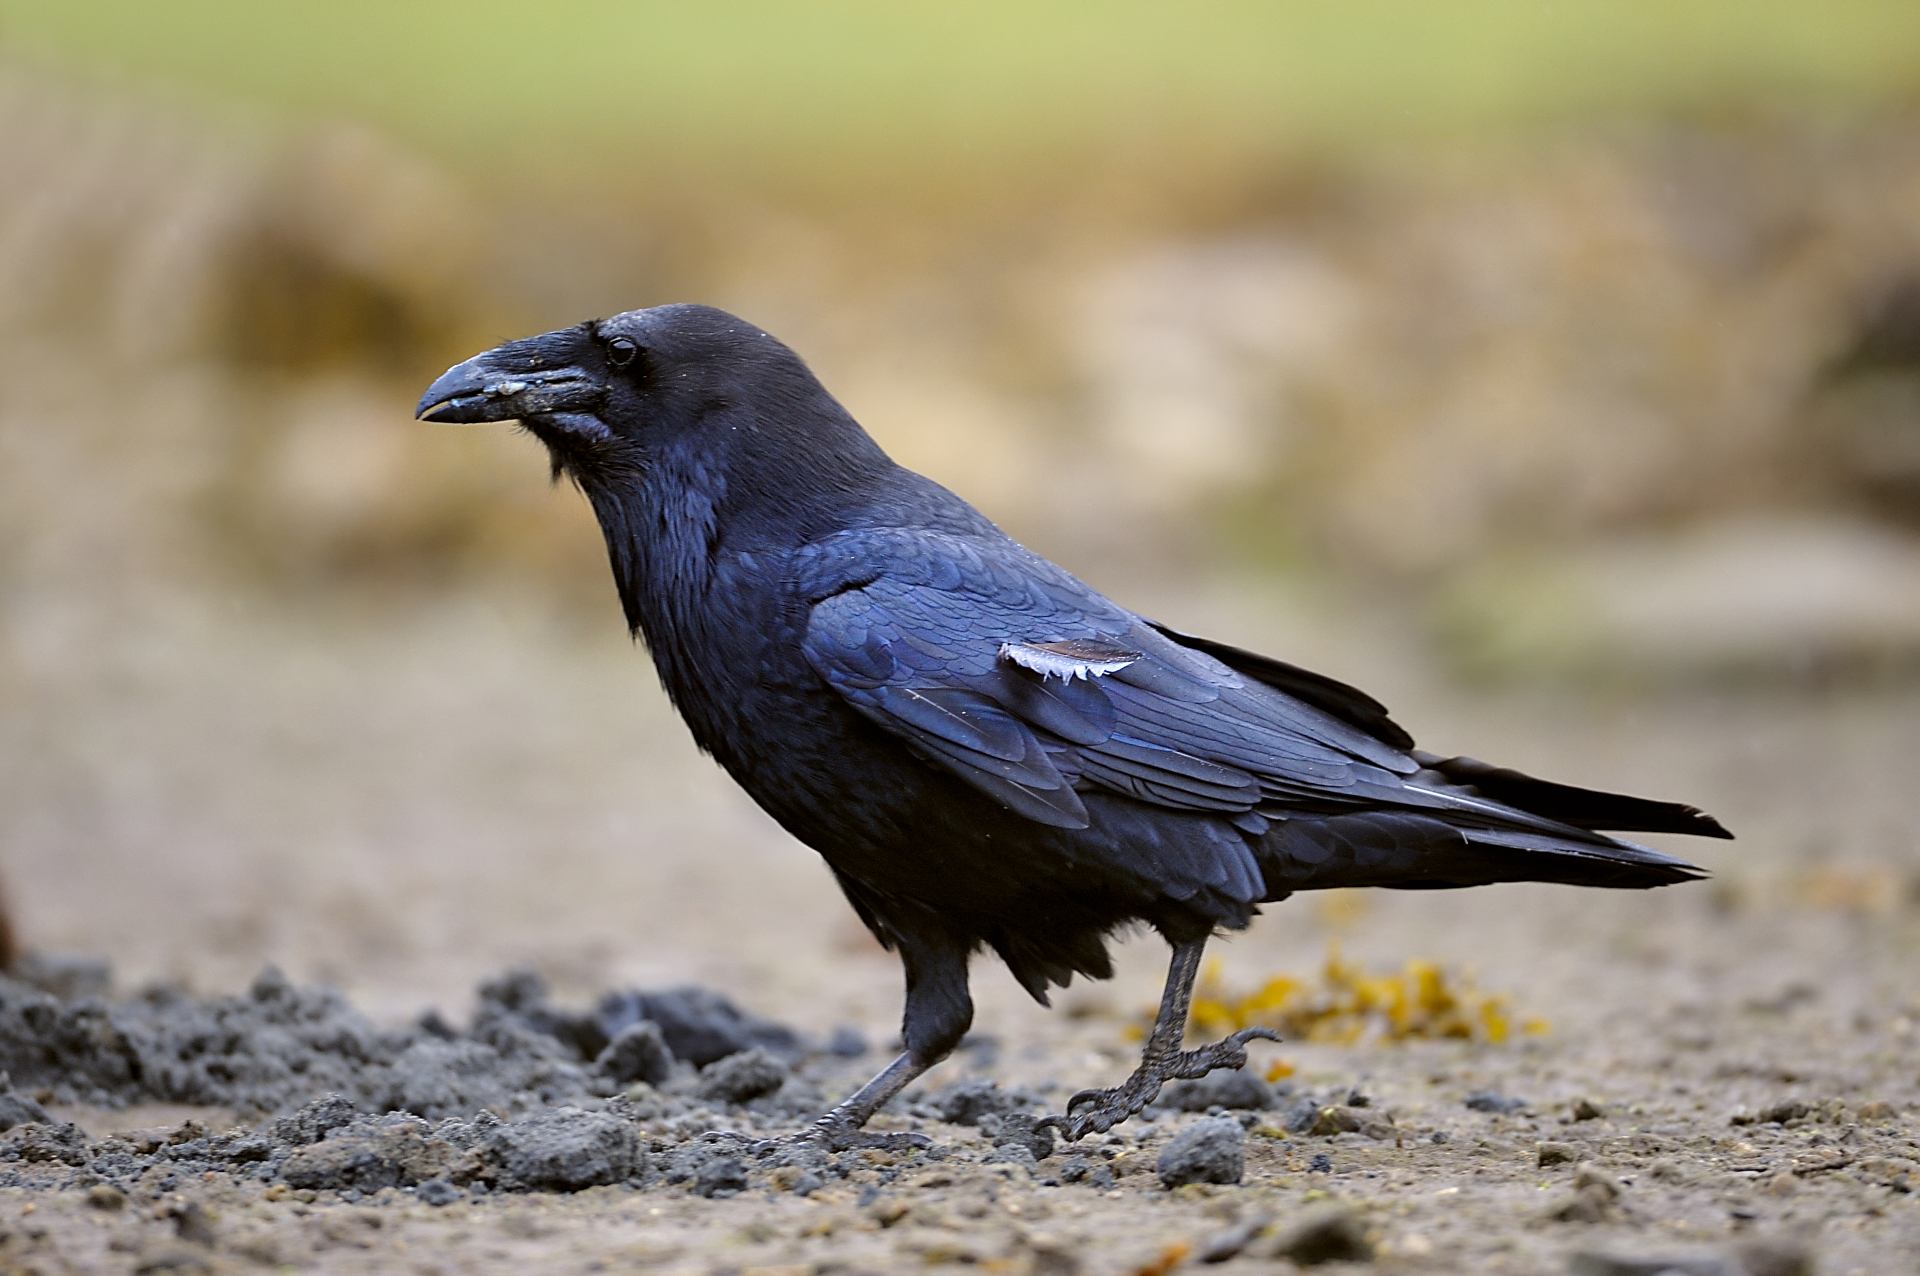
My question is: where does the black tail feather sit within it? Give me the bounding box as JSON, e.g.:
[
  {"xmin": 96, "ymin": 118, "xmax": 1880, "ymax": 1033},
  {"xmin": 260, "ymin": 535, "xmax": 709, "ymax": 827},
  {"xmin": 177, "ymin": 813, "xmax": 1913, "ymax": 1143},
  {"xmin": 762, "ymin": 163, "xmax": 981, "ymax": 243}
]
[
  {"xmin": 1257, "ymin": 809, "xmax": 1706, "ymax": 897},
  {"xmin": 1413, "ymin": 752, "xmax": 1732, "ymax": 839}
]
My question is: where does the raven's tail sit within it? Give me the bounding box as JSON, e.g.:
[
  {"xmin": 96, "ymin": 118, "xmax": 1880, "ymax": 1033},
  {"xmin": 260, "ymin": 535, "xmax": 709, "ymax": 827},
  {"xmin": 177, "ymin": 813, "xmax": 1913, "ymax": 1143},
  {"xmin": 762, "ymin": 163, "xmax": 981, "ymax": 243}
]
[
  {"xmin": 1255, "ymin": 808, "xmax": 1708, "ymax": 896},
  {"xmin": 1410, "ymin": 752, "xmax": 1732, "ymax": 840}
]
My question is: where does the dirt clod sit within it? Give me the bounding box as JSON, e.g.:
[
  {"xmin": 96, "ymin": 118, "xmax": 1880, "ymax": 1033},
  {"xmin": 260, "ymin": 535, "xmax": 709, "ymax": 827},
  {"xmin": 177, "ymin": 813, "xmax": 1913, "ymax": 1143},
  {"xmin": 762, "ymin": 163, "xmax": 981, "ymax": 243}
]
[
  {"xmin": 1, "ymin": 1118, "xmax": 90, "ymax": 1165},
  {"xmin": 594, "ymin": 1021, "xmax": 673, "ymax": 1086},
  {"xmin": 696, "ymin": 1046, "xmax": 788, "ymax": 1104},
  {"xmin": 694, "ymin": 1155, "xmax": 748, "ymax": 1197},
  {"xmin": 271, "ymin": 1094, "xmax": 358, "ymax": 1146},
  {"xmin": 280, "ymin": 1113, "xmax": 458, "ymax": 1191},
  {"xmin": 1156, "ymin": 1116, "xmax": 1244, "ymax": 1187},
  {"xmin": 475, "ymin": 1105, "xmax": 643, "ymax": 1192}
]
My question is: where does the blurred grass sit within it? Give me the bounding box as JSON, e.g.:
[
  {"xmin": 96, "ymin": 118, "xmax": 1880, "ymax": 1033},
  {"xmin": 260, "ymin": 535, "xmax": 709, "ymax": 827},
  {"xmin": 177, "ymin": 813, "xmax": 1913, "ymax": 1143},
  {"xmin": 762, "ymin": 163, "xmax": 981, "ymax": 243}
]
[{"xmin": 4, "ymin": 1, "xmax": 1920, "ymax": 197}]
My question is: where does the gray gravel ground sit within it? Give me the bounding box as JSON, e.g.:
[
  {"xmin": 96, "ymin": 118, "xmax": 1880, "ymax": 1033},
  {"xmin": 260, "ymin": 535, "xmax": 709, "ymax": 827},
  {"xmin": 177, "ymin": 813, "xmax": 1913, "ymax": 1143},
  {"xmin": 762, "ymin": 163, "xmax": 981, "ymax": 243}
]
[{"xmin": 0, "ymin": 900, "xmax": 1912, "ymax": 1276}]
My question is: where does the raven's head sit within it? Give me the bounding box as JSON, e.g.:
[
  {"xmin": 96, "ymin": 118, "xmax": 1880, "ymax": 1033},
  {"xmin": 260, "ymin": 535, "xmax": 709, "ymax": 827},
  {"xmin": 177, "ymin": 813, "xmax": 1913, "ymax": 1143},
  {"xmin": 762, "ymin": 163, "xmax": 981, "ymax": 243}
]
[
  {"xmin": 419, "ymin": 304, "xmax": 901, "ymax": 622},
  {"xmin": 421, "ymin": 302, "xmax": 895, "ymax": 515},
  {"xmin": 423, "ymin": 303, "xmax": 856, "ymax": 474}
]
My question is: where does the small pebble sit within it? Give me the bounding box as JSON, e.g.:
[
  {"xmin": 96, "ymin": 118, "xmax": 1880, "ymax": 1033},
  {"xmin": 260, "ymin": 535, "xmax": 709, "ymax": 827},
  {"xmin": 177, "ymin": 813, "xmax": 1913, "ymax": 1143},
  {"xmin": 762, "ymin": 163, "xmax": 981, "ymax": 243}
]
[
  {"xmin": 1307, "ymin": 1106, "xmax": 1362, "ymax": 1137},
  {"xmin": 1537, "ymin": 1141, "xmax": 1578, "ymax": 1167},
  {"xmin": 415, "ymin": 1178, "xmax": 461, "ymax": 1207},
  {"xmin": 1463, "ymin": 1091, "xmax": 1527, "ymax": 1114},
  {"xmin": 1574, "ymin": 1163, "xmax": 1622, "ymax": 1197},
  {"xmin": 1263, "ymin": 1203, "xmax": 1372, "ymax": 1265},
  {"xmin": 1547, "ymin": 1163, "xmax": 1624, "ymax": 1223},
  {"xmin": 170, "ymin": 1201, "xmax": 216, "ymax": 1246},
  {"xmin": 1282, "ymin": 1098, "xmax": 1322, "ymax": 1133},
  {"xmin": 1196, "ymin": 1210, "xmax": 1272, "ymax": 1263}
]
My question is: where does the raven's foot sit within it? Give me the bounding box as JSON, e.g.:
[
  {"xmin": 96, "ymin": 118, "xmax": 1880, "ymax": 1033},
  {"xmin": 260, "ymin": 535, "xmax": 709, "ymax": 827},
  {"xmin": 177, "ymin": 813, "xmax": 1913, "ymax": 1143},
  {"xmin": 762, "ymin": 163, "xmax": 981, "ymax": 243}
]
[
  {"xmin": 786, "ymin": 1109, "xmax": 933, "ymax": 1154},
  {"xmin": 1041, "ymin": 1026, "xmax": 1282, "ymax": 1143},
  {"xmin": 748, "ymin": 1050, "xmax": 935, "ymax": 1154},
  {"xmin": 710, "ymin": 1116, "xmax": 929, "ymax": 1160},
  {"xmin": 736, "ymin": 1118, "xmax": 929, "ymax": 1157}
]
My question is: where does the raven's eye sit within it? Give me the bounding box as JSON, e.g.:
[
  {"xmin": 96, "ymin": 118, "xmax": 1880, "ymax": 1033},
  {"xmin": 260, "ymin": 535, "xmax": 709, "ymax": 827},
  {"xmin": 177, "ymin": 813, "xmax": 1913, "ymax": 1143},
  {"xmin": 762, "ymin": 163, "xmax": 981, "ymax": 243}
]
[{"xmin": 606, "ymin": 336, "xmax": 639, "ymax": 368}]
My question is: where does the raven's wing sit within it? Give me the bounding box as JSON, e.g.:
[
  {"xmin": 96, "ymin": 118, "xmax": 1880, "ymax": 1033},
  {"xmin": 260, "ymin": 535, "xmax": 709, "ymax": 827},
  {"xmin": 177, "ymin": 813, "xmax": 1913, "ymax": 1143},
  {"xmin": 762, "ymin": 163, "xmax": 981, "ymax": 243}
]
[
  {"xmin": 798, "ymin": 530, "xmax": 1439, "ymax": 833},
  {"xmin": 797, "ymin": 531, "xmax": 1123, "ymax": 830},
  {"xmin": 1145, "ymin": 621, "xmax": 1415, "ymax": 752}
]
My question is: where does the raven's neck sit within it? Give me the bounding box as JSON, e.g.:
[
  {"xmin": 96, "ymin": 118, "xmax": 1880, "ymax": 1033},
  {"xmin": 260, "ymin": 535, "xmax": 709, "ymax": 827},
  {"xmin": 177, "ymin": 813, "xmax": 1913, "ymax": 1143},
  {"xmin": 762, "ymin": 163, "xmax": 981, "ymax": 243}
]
[{"xmin": 578, "ymin": 425, "xmax": 895, "ymax": 758}]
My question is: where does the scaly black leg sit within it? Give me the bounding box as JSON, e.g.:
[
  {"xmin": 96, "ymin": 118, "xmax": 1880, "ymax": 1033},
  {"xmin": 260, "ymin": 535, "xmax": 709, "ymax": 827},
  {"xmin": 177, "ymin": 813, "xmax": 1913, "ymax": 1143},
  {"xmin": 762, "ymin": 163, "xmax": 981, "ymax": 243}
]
[
  {"xmin": 1040, "ymin": 938, "xmax": 1281, "ymax": 1142},
  {"xmin": 791, "ymin": 1050, "xmax": 934, "ymax": 1151},
  {"xmin": 711, "ymin": 1054, "xmax": 932, "ymax": 1160}
]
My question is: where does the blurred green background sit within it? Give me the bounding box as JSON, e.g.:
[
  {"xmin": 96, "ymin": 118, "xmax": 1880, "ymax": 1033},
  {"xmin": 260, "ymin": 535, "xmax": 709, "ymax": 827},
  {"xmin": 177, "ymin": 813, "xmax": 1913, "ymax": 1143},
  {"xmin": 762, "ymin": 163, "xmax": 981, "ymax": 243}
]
[
  {"xmin": 2, "ymin": 4, "xmax": 1918, "ymax": 1000},
  {"xmin": 11, "ymin": 1, "xmax": 1920, "ymax": 182}
]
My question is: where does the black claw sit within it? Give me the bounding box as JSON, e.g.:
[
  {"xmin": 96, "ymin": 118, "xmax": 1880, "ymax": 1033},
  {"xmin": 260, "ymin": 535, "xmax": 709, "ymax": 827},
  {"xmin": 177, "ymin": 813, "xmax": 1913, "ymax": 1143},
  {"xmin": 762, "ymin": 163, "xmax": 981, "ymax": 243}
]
[
  {"xmin": 1044, "ymin": 1027, "xmax": 1286, "ymax": 1142},
  {"xmin": 794, "ymin": 1117, "xmax": 931, "ymax": 1154}
]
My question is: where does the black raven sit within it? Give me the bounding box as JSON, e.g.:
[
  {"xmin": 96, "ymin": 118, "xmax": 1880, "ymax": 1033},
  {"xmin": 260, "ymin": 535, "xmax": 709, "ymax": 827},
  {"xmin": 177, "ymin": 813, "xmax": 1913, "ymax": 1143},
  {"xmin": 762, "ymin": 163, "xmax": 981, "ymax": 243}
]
[{"xmin": 418, "ymin": 304, "xmax": 1729, "ymax": 1146}]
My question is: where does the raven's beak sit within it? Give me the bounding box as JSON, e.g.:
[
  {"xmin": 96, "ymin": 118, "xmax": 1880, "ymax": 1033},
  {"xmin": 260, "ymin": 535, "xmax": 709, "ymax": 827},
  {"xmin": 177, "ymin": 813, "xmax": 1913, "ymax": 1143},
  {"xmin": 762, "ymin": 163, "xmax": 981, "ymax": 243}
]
[{"xmin": 416, "ymin": 329, "xmax": 607, "ymax": 424}]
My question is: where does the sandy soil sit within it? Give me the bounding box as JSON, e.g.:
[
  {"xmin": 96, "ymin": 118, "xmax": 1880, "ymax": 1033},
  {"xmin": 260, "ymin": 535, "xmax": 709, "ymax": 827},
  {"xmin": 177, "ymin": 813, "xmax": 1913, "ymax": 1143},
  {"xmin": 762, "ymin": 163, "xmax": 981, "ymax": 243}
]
[{"xmin": 1, "ymin": 576, "xmax": 1916, "ymax": 1274}]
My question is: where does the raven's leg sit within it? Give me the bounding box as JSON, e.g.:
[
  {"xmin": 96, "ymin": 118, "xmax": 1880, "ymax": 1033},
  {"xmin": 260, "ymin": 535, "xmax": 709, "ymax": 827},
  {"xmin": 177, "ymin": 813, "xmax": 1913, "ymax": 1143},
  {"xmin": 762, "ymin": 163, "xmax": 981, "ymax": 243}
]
[
  {"xmin": 1042, "ymin": 938, "xmax": 1280, "ymax": 1142},
  {"xmin": 801, "ymin": 924, "xmax": 973, "ymax": 1151}
]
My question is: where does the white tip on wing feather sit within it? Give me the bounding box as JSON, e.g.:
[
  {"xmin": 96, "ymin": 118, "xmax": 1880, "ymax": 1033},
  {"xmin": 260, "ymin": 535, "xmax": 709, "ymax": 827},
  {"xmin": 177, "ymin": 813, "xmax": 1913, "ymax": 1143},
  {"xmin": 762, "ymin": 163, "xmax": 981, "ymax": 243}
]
[{"xmin": 1000, "ymin": 638, "xmax": 1142, "ymax": 681}]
